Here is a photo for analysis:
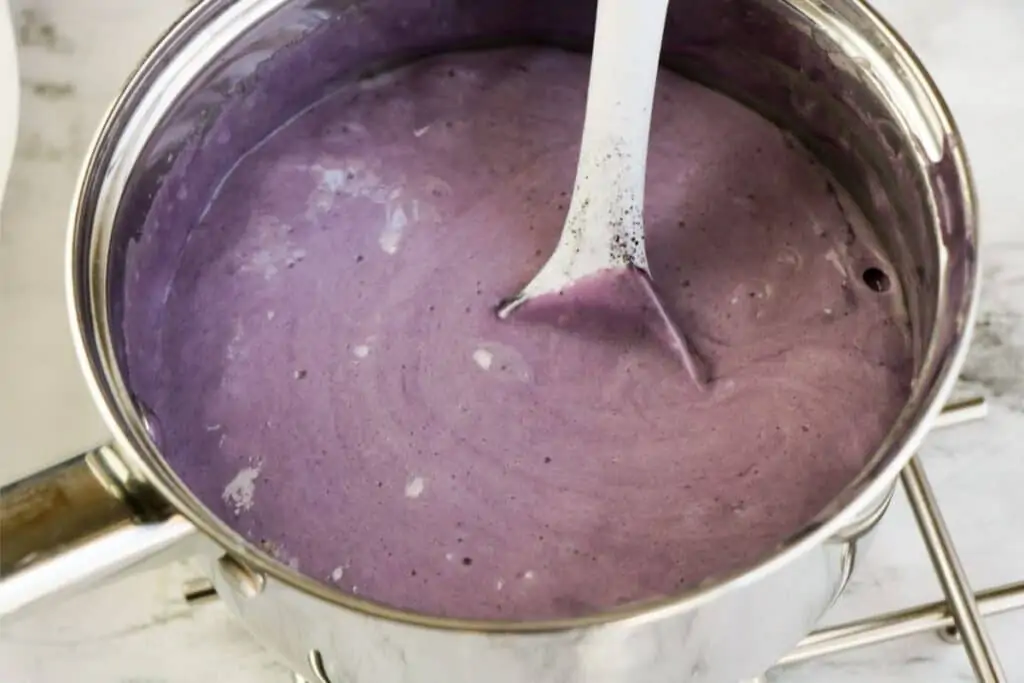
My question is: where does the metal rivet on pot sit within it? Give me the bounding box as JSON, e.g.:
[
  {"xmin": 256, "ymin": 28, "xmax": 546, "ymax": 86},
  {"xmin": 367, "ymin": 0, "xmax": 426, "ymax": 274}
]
[{"xmin": 217, "ymin": 554, "xmax": 265, "ymax": 598}]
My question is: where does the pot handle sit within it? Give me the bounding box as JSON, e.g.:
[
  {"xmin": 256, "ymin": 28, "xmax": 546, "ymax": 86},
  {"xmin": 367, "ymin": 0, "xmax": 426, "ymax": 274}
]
[{"xmin": 0, "ymin": 444, "xmax": 200, "ymax": 616}]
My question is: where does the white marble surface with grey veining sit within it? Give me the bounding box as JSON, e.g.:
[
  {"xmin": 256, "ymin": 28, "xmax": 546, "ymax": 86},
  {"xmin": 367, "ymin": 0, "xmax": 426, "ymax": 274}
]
[{"xmin": 1, "ymin": 1, "xmax": 1023, "ymax": 681}]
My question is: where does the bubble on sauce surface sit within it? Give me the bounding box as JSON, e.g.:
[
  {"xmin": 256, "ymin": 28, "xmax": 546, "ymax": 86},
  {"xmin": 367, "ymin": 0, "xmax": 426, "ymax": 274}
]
[
  {"xmin": 236, "ymin": 217, "xmax": 304, "ymax": 280},
  {"xmin": 472, "ymin": 348, "xmax": 493, "ymax": 370},
  {"xmin": 404, "ymin": 476, "xmax": 426, "ymax": 498},
  {"xmin": 222, "ymin": 466, "xmax": 260, "ymax": 514},
  {"xmin": 470, "ymin": 342, "xmax": 532, "ymax": 382},
  {"xmin": 380, "ymin": 202, "xmax": 408, "ymax": 254}
]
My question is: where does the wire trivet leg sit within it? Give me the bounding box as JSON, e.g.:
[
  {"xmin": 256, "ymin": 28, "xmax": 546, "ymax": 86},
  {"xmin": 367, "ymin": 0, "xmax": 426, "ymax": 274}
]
[{"xmin": 902, "ymin": 457, "xmax": 1006, "ymax": 682}]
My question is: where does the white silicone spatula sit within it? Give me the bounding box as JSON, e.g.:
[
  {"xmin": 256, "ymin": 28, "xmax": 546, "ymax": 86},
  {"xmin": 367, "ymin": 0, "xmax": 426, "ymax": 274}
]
[
  {"xmin": 497, "ymin": 0, "xmax": 706, "ymax": 386},
  {"xmin": 496, "ymin": 0, "xmax": 671, "ymax": 318}
]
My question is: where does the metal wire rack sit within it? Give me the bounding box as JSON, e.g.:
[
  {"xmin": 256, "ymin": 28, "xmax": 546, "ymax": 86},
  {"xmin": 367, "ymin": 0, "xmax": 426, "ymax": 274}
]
[{"xmin": 755, "ymin": 396, "xmax": 1024, "ymax": 682}]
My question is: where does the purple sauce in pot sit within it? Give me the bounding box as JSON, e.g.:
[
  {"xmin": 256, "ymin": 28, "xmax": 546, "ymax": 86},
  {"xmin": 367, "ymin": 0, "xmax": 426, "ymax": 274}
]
[{"xmin": 124, "ymin": 47, "xmax": 912, "ymax": 620}]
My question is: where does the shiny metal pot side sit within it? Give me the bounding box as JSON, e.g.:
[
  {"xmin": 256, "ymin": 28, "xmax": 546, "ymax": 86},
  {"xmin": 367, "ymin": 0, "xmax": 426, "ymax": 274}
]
[{"xmin": 0, "ymin": 0, "xmax": 978, "ymax": 681}]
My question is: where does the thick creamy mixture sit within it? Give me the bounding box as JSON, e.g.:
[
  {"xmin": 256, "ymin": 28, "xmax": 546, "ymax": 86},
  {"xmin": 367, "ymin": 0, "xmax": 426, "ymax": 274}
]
[{"xmin": 134, "ymin": 47, "xmax": 912, "ymax": 620}]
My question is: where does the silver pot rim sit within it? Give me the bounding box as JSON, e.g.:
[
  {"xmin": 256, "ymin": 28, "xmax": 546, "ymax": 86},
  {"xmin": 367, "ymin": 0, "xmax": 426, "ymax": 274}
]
[{"xmin": 66, "ymin": 0, "xmax": 980, "ymax": 633}]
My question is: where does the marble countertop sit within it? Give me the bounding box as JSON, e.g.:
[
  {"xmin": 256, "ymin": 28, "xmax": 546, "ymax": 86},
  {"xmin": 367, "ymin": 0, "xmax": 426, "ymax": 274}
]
[{"xmin": 1, "ymin": 0, "xmax": 1023, "ymax": 681}]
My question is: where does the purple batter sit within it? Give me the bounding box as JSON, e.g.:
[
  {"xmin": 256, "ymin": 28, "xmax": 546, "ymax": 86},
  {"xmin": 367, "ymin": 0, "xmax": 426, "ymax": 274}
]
[{"xmin": 132, "ymin": 47, "xmax": 912, "ymax": 620}]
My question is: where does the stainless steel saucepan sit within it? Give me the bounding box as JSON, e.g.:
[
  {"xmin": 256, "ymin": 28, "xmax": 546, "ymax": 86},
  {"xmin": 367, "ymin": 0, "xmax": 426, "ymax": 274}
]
[{"xmin": 0, "ymin": 1, "xmax": 978, "ymax": 681}]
